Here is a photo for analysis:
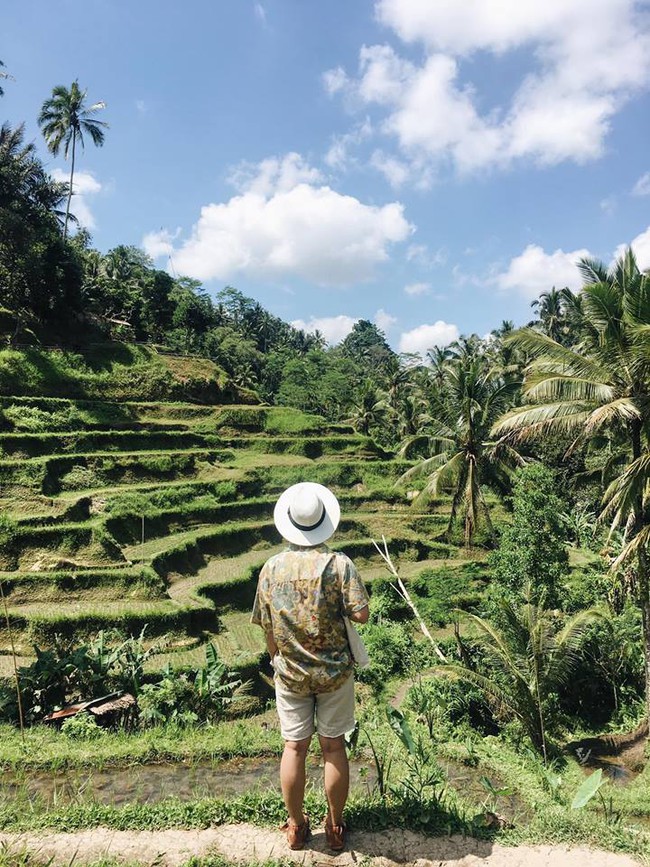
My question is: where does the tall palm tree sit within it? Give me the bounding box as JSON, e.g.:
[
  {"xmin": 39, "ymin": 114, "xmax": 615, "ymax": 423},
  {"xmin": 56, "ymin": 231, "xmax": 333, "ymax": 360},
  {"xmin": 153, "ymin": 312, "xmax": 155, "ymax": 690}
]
[
  {"xmin": 398, "ymin": 348, "xmax": 524, "ymax": 545},
  {"xmin": 345, "ymin": 380, "xmax": 389, "ymax": 436},
  {"xmin": 530, "ymin": 287, "xmax": 565, "ymax": 342},
  {"xmin": 493, "ymin": 249, "xmax": 650, "ymax": 723},
  {"xmin": 443, "ymin": 593, "xmax": 597, "ymax": 762},
  {"xmin": 38, "ymin": 80, "xmax": 107, "ymax": 239}
]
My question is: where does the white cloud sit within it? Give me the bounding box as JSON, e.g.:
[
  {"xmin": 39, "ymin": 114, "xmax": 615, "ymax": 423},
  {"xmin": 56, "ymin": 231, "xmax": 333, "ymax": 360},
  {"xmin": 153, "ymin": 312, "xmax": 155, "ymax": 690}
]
[
  {"xmin": 632, "ymin": 172, "xmax": 650, "ymax": 196},
  {"xmin": 375, "ymin": 308, "xmax": 397, "ymax": 332},
  {"xmin": 399, "ymin": 321, "xmax": 459, "ymax": 355},
  {"xmin": 254, "ymin": 2, "xmax": 267, "ymax": 25},
  {"xmin": 404, "ymin": 281, "xmax": 431, "ymax": 296},
  {"xmin": 291, "ymin": 315, "xmax": 357, "ymax": 345},
  {"xmin": 323, "ymin": 66, "xmax": 348, "ymax": 96},
  {"xmin": 406, "ymin": 243, "xmax": 447, "ymax": 268},
  {"xmin": 614, "ymin": 226, "xmax": 650, "ymax": 270},
  {"xmin": 494, "ymin": 243, "xmax": 589, "ymax": 299},
  {"xmin": 370, "ymin": 150, "xmax": 411, "ymax": 187},
  {"xmin": 163, "ymin": 153, "xmax": 413, "ymax": 285},
  {"xmin": 227, "ymin": 152, "xmax": 322, "ymax": 196},
  {"xmin": 142, "ymin": 228, "xmax": 180, "ymax": 260},
  {"xmin": 324, "ymin": 119, "xmax": 373, "ymax": 171},
  {"xmin": 51, "ymin": 168, "xmax": 102, "ymax": 229},
  {"xmin": 331, "ymin": 0, "xmax": 650, "ymax": 177},
  {"xmin": 357, "ymin": 43, "xmax": 416, "ymax": 104},
  {"xmin": 135, "ymin": 99, "xmax": 147, "ymax": 114}
]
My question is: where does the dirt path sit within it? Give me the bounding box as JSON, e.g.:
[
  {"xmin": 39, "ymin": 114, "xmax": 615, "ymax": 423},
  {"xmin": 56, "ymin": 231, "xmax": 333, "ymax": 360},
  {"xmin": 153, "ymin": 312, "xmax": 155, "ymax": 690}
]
[{"xmin": 0, "ymin": 824, "xmax": 643, "ymax": 867}]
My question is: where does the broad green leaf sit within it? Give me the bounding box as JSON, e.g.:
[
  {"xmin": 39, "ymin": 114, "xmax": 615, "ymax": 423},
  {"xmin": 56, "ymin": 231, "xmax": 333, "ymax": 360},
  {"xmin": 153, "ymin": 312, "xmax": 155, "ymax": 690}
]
[
  {"xmin": 386, "ymin": 707, "xmax": 416, "ymax": 755},
  {"xmin": 571, "ymin": 769, "xmax": 604, "ymax": 809}
]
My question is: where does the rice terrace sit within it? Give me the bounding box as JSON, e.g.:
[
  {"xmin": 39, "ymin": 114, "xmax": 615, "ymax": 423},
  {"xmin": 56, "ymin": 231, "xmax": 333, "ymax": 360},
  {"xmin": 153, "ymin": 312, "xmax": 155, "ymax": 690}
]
[{"xmin": 3, "ymin": 2, "xmax": 650, "ymax": 865}]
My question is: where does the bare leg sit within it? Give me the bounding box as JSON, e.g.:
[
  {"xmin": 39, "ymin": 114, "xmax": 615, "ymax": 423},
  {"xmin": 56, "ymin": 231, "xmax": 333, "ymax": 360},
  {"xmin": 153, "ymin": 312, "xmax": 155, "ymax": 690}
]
[
  {"xmin": 280, "ymin": 737, "xmax": 311, "ymax": 824},
  {"xmin": 319, "ymin": 734, "xmax": 349, "ymax": 826}
]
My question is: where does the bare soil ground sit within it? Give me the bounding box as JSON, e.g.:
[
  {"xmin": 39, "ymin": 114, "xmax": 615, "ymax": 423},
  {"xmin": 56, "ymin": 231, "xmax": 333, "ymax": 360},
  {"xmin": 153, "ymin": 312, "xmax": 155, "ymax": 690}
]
[{"xmin": 0, "ymin": 824, "xmax": 643, "ymax": 867}]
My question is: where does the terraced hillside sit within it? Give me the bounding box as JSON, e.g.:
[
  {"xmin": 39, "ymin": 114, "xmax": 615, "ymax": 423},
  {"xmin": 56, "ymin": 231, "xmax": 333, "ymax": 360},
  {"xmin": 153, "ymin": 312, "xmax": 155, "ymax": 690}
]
[{"xmin": 0, "ymin": 395, "xmax": 479, "ymax": 691}]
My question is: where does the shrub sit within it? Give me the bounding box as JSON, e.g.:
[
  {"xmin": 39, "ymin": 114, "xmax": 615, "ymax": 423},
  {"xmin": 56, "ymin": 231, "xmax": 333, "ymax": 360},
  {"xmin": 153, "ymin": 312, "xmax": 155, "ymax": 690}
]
[
  {"xmin": 369, "ymin": 577, "xmax": 410, "ymax": 622},
  {"xmin": 357, "ymin": 620, "xmax": 412, "ymax": 692},
  {"xmin": 61, "ymin": 711, "xmax": 105, "ymax": 740},
  {"xmin": 138, "ymin": 644, "xmax": 244, "ymax": 727},
  {"xmin": 404, "ymin": 675, "xmax": 494, "ymax": 738}
]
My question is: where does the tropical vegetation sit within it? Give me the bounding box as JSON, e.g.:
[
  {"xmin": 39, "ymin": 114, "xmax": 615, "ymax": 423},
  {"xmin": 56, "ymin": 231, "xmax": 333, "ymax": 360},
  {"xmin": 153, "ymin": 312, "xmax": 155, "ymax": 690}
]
[{"xmin": 1, "ymin": 69, "xmax": 650, "ymax": 863}]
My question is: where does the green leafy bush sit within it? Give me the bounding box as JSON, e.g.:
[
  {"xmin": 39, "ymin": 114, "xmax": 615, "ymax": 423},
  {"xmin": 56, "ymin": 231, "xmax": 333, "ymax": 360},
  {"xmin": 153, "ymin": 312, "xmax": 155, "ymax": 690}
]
[
  {"xmin": 357, "ymin": 620, "xmax": 412, "ymax": 692},
  {"xmin": 139, "ymin": 644, "xmax": 244, "ymax": 727},
  {"xmin": 61, "ymin": 711, "xmax": 105, "ymax": 740}
]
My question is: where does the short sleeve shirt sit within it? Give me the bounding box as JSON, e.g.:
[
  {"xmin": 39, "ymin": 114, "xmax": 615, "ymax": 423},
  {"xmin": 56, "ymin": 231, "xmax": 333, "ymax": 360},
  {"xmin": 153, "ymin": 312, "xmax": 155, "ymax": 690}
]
[{"xmin": 251, "ymin": 544, "xmax": 369, "ymax": 696}]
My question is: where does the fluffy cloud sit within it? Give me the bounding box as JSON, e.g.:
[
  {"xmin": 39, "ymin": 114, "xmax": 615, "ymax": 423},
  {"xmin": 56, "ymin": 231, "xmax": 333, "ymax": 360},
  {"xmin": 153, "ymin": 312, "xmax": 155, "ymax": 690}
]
[
  {"xmin": 399, "ymin": 321, "xmax": 459, "ymax": 355},
  {"xmin": 227, "ymin": 152, "xmax": 322, "ymax": 196},
  {"xmin": 162, "ymin": 153, "xmax": 412, "ymax": 285},
  {"xmin": 404, "ymin": 281, "xmax": 431, "ymax": 296},
  {"xmin": 494, "ymin": 244, "xmax": 590, "ymax": 298},
  {"xmin": 51, "ymin": 169, "xmax": 101, "ymax": 229},
  {"xmin": 327, "ymin": 0, "xmax": 650, "ymax": 176},
  {"xmin": 291, "ymin": 315, "xmax": 357, "ymax": 345}
]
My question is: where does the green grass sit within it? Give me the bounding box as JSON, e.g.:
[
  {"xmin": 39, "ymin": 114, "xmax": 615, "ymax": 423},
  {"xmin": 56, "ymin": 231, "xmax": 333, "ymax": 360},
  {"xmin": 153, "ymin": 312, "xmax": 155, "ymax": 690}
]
[
  {"xmin": 0, "ymin": 566, "xmax": 164, "ymax": 604},
  {"xmin": 0, "ymin": 719, "xmax": 283, "ymax": 771},
  {"xmin": 0, "ymin": 429, "xmax": 222, "ymax": 458},
  {"xmin": 0, "ymin": 345, "xmax": 235, "ymax": 403}
]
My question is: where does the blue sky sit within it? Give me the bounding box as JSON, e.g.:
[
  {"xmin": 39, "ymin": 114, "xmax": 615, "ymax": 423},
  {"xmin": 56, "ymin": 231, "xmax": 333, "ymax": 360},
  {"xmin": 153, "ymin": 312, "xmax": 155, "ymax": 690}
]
[{"xmin": 4, "ymin": 0, "xmax": 650, "ymax": 353}]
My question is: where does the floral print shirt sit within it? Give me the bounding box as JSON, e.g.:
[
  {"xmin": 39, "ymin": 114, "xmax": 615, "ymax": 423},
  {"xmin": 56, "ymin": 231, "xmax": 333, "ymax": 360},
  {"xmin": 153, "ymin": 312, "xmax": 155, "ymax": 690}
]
[{"xmin": 251, "ymin": 544, "xmax": 369, "ymax": 695}]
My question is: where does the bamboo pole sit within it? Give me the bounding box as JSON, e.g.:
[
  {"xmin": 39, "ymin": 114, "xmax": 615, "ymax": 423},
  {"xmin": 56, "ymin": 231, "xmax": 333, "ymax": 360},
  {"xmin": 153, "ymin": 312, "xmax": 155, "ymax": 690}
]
[{"xmin": 372, "ymin": 535, "xmax": 447, "ymax": 662}]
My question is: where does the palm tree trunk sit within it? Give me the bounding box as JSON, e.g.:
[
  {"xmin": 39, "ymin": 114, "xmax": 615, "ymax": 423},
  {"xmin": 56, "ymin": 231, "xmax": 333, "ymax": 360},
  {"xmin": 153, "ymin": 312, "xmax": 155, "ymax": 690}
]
[
  {"xmin": 639, "ymin": 549, "xmax": 650, "ymax": 727},
  {"xmin": 630, "ymin": 419, "xmax": 650, "ymax": 726},
  {"xmin": 64, "ymin": 131, "xmax": 76, "ymax": 240}
]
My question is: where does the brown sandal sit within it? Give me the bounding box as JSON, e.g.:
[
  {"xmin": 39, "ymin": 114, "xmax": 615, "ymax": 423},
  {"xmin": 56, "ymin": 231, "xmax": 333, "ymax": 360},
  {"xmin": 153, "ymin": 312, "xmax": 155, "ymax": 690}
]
[
  {"xmin": 325, "ymin": 819, "xmax": 347, "ymax": 851},
  {"xmin": 281, "ymin": 815, "xmax": 311, "ymax": 850}
]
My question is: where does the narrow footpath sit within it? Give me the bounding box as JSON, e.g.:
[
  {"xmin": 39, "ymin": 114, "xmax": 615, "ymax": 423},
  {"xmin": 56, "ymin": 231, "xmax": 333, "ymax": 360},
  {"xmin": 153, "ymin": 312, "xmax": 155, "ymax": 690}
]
[{"xmin": 0, "ymin": 824, "xmax": 642, "ymax": 867}]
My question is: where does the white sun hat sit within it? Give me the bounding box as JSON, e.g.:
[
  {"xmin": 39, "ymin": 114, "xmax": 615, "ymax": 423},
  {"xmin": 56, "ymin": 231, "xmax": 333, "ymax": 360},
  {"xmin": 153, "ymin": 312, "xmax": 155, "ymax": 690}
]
[{"xmin": 273, "ymin": 482, "xmax": 341, "ymax": 547}]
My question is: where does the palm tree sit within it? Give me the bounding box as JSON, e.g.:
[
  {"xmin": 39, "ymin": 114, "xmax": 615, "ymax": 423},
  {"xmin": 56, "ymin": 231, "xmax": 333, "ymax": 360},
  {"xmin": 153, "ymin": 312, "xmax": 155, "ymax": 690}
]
[
  {"xmin": 398, "ymin": 348, "xmax": 524, "ymax": 545},
  {"xmin": 38, "ymin": 80, "xmax": 108, "ymax": 239},
  {"xmin": 530, "ymin": 287, "xmax": 565, "ymax": 342},
  {"xmin": 493, "ymin": 249, "xmax": 650, "ymax": 723},
  {"xmin": 443, "ymin": 593, "xmax": 598, "ymax": 762},
  {"xmin": 345, "ymin": 380, "xmax": 389, "ymax": 436}
]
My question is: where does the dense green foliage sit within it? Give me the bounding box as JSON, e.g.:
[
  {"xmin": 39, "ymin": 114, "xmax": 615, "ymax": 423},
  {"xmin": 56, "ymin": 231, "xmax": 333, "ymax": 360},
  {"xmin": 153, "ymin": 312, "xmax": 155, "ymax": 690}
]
[{"xmin": 490, "ymin": 463, "xmax": 569, "ymax": 606}]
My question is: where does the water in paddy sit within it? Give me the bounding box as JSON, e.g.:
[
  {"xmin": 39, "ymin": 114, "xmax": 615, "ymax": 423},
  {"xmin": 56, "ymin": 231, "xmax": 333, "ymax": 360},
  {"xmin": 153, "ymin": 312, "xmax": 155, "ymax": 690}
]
[
  {"xmin": 1, "ymin": 756, "xmax": 526, "ymax": 824},
  {"xmin": 1, "ymin": 756, "xmax": 375, "ymax": 807}
]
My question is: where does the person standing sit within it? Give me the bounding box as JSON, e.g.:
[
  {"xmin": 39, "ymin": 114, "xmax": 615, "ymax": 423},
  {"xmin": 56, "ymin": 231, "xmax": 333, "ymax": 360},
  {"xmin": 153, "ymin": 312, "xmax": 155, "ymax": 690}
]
[{"xmin": 251, "ymin": 482, "xmax": 369, "ymax": 851}]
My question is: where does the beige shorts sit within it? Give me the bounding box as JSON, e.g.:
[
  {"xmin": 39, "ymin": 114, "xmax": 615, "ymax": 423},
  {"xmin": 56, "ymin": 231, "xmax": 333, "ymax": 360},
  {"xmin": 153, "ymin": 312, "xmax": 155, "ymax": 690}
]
[{"xmin": 274, "ymin": 675, "xmax": 356, "ymax": 741}]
